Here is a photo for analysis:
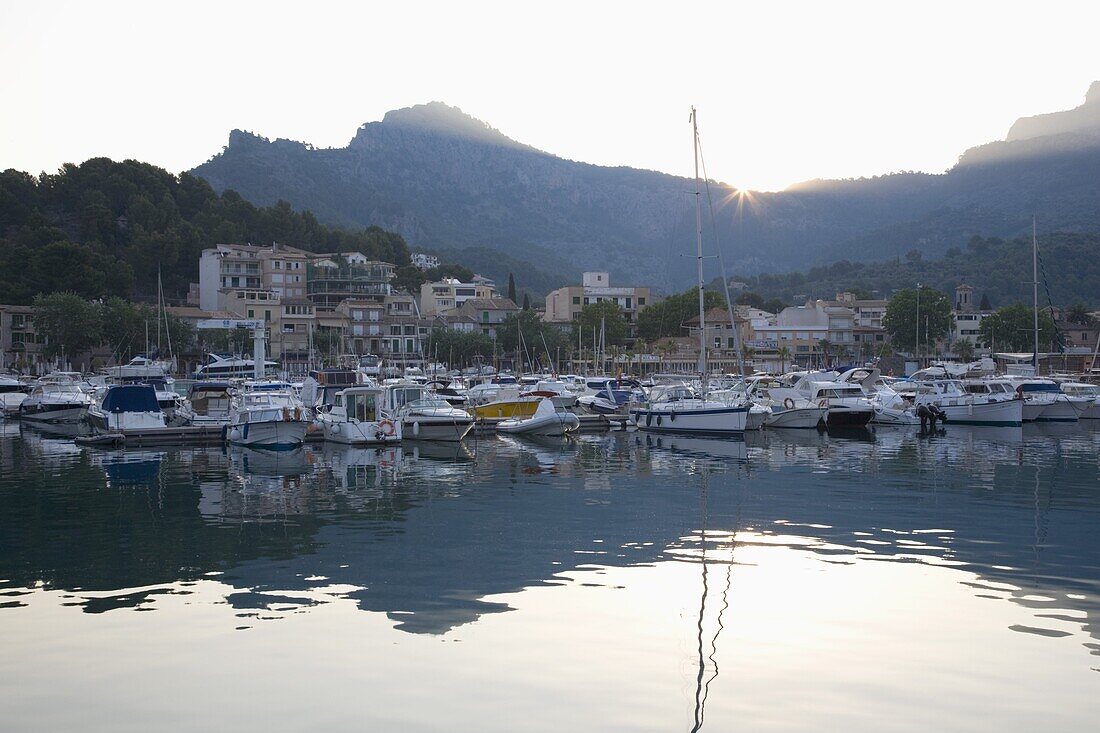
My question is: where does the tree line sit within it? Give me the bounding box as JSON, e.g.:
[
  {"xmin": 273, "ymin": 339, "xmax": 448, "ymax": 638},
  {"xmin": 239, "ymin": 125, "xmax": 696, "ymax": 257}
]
[{"xmin": 0, "ymin": 158, "xmax": 412, "ymax": 305}]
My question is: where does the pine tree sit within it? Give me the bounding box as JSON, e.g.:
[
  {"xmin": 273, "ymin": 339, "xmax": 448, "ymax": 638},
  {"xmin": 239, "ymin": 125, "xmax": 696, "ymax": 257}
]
[
  {"xmin": 507, "ymin": 273, "xmax": 516, "ymax": 303},
  {"xmin": 522, "ymin": 292, "xmax": 530, "ymax": 310},
  {"xmin": 979, "ymin": 294, "xmax": 992, "ymax": 311}
]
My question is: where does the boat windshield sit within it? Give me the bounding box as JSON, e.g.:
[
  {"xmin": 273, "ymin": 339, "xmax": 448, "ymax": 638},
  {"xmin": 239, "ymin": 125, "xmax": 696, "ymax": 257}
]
[
  {"xmin": 651, "ymin": 385, "xmax": 696, "ymax": 403},
  {"xmin": 406, "ymin": 398, "xmax": 452, "ymax": 411}
]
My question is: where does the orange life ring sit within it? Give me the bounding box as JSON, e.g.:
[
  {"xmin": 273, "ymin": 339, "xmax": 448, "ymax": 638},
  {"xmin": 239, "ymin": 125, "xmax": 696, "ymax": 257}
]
[
  {"xmin": 380, "ymin": 419, "xmax": 396, "ymax": 437},
  {"xmin": 282, "ymin": 407, "xmax": 290, "ymax": 420}
]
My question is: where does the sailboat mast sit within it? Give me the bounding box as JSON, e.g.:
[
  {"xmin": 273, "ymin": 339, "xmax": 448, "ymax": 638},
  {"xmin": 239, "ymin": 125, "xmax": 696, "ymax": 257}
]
[
  {"xmin": 692, "ymin": 107, "xmax": 706, "ymax": 388},
  {"xmin": 1032, "ymin": 217, "xmax": 1040, "ymax": 373}
]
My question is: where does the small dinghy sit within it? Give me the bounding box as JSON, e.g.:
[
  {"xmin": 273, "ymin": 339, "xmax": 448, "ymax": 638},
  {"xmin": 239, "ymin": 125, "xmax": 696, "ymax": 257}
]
[{"xmin": 496, "ymin": 398, "xmax": 580, "ymax": 437}]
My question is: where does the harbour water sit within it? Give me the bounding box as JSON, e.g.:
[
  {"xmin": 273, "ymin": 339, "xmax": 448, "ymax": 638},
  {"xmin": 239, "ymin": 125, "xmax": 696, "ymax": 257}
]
[{"xmin": 1, "ymin": 420, "xmax": 1098, "ymax": 731}]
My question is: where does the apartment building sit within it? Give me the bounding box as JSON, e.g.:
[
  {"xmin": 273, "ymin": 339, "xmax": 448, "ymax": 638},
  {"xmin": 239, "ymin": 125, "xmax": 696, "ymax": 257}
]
[
  {"xmin": 411, "ymin": 252, "xmax": 440, "ymax": 270},
  {"xmin": 0, "ymin": 305, "xmax": 45, "ymax": 372},
  {"xmin": 543, "ymin": 272, "xmax": 651, "ymax": 336},
  {"xmin": 445, "ymin": 298, "xmax": 520, "ymax": 339},
  {"xmin": 420, "ymin": 278, "xmax": 498, "ymax": 315},
  {"xmin": 198, "ymin": 244, "xmax": 392, "ymax": 313},
  {"xmin": 753, "ymin": 300, "xmax": 856, "ymax": 362}
]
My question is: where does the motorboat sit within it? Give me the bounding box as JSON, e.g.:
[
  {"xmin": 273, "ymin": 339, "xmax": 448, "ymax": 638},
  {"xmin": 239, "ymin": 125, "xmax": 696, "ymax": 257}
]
[
  {"xmin": 317, "ymin": 385, "xmax": 401, "ymax": 445},
  {"xmin": 139, "ymin": 377, "xmax": 186, "ymax": 425},
  {"xmin": 226, "ymin": 384, "xmax": 309, "ymax": 449},
  {"xmin": 101, "ymin": 355, "xmax": 173, "ymax": 380},
  {"xmin": 385, "ymin": 382, "xmax": 473, "ymax": 441},
  {"xmin": 176, "ymin": 382, "xmax": 234, "ymax": 426},
  {"xmin": 776, "ymin": 373, "xmax": 874, "ymax": 427},
  {"xmin": 633, "ymin": 384, "xmax": 748, "ymax": 435},
  {"xmin": 496, "ymin": 398, "xmax": 581, "ymax": 436},
  {"xmin": 465, "ymin": 382, "xmax": 541, "ymax": 420},
  {"xmin": 530, "ymin": 379, "xmax": 579, "ymax": 409},
  {"xmin": 741, "ymin": 377, "xmax": 826, "ymax": 429},
  {"xmin": 913, "ymin": 379, "xmax": 1024, "ymax": 426},
  {"xmin": 984, "ymin": 377, "xmax": 1084, "ymax": 422},
  {"xmin": 87, "ymin": 384, "xmax": 167, "ymax": 432},
  {"xmin": 0, "ymin": 375, "xmax": 31, "ymax": 416},
  {"xmin": 427, "ymin": 377, "xmax": 469, "ymax": 406},
  {"xmin": 193, "ymin": 352, "xmax": 277, "ymax": 380},
  {"xmin": 1058, "ymin": 382, "xmax": 1100, "ymax": 419},
  {"xmin": 836, "ymin": 368, "xmax": 919, "ymax": 426},
  {"xmin": 19, "ymin": 376, "xmax": 94, "ymax": 423}
]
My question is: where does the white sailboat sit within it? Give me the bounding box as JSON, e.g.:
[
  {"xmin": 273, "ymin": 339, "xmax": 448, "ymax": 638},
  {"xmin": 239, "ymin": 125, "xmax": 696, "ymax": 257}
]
[{"xmin": 635, "ymin": 107, "xmax": 747, "ymax": 435}]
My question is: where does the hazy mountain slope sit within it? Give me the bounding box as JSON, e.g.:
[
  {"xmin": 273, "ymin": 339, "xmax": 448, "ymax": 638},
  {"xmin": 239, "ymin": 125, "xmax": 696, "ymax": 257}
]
[{"xmin": 192, "ymin": 85, "xmax": 1100, "ymax": 292}]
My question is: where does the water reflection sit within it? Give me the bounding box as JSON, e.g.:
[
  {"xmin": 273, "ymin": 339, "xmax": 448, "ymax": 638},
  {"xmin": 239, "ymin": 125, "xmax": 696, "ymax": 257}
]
[{"xmin": 1, "ymin": 424, "xmax": 1099, "ymax": 663}]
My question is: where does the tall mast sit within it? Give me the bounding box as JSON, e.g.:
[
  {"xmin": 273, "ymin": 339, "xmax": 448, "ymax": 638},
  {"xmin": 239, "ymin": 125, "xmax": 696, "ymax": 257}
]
[
  {"xmin": 692, "ymin": 107, "xmax": 706, "ymax": 388},
  {"xmin": 1032, "ymin": 217, "xmax": 1040, "ymax": 373}
]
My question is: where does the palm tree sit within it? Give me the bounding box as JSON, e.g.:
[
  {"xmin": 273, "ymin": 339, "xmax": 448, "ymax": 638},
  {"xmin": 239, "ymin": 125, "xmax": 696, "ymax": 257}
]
[
  {"xmin": 955, "ymin": 339, "xmax": 975, "ymax": 362},
  {"xmin": 817, "ymin": 339, "xmax": 831, "ymax": 368},
  {"xmin": 777, "ymin": 345, "xmax": 791, "ymax": 373},
  {"xmin": 1065, "ymin": 303, "xmax": 1095, "ymax": 326}
]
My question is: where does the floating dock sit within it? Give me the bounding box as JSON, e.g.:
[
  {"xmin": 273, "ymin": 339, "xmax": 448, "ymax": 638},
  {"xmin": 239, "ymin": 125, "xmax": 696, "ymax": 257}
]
[{"xmin": 75, "ymin": 425, "xmax": 226, "ymax": 447}]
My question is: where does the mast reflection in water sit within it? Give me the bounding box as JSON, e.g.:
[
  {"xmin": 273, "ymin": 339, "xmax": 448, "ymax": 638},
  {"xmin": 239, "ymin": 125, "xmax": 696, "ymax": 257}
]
[{"xmin": 1, "ymin": 422, "xmax": 1099, "ymax": 731}]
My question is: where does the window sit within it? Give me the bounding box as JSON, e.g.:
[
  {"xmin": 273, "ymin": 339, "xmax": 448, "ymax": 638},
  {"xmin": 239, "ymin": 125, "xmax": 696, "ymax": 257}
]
[
  {"xmin": 572, "ymin": 296, "xmax": 580, "ymax": 305},
  {"xmin": 482, "ymin": 311, "xmax": 490, "ymax": 322},
  {"xmin": 638, "ymin": 297, "xmax": 646, "ymax": 306},
  {"xmin": 405, "ymin": 338, "xmax": 415, "ymax": 353},
  {"xmin": 247, "ymin": 309, "xmax": 254, "ymax": 318},
  {"xmin": 626, "ymin": 297, "xmax": 632, "ymax": 309},
  {"xmin": 264, "ymin": 310, "xmax": 271, "ymax": 322}
]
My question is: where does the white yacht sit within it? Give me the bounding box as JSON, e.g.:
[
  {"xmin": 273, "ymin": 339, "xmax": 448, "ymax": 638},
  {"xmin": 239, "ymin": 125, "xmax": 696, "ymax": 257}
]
[
  {"xmin": 775, "ymin": 374, "xmax": 874, "ymax": 427},
  {"xmin": 193, "ymin": 353, "xmax": 278, "ymax": 380},
  {"xmin": 913, "ymin": 379, "xmax": 1024, "ymax": 426},
  {"xmin": 88, "ymin": 384, "xmax": 167, "ymax": 432},
  {"xmin": 635, "ymin": 108, "xmax": 747, "ymax": 436},
  {"xmin": 1058, "ymin": 382, "xmax": 1100, "ymax": 419},
  {"xmin": 0, "ymin": 375, "xmax": 31, "ymax": 416},
  {"xmin": 19, "ymin": 376, "xmax": 94, "ymax": 423},
  {"xmin": 102, "ymin": 355, "xmax": 173, "ymax": 380},
  {"xmin": 634, "ymin": 384, "xmax": 748, "ymax": 434},
  {"xmin": 226, "ymin": 383, "xmax": 309, "ymax": 449},
  {"xmin": 385, "ymin": 382, "xmax": 473, "ymax": 442},
  {"xmin": 741, "ymin": 377, "xmax": 826, "ymax": 429},
  {"xmin": 986, "ymin": 377, "xmax": 1085, "ymax": 422},
  {"xmin": 317, "ymin": 385, "xmax": 401, "ymax": 445}
]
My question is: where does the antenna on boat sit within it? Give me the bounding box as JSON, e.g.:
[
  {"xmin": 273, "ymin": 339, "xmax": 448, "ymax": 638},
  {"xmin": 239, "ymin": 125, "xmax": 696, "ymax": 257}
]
[
  {"xmin": 691, "ymin": 106, "xmax": 708, "ymax": 396},
  {"xmin": 1032, "ymin": 216, "xmax": 1040, "ymax": 374}
]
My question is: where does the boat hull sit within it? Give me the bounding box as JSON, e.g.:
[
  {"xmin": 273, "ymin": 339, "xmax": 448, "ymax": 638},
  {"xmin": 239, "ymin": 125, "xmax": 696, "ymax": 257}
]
[
  {"xmin": 88, "ymin": 410, "xmax": 166, "ymax": 433},
  {"xmin": 825, "ymin": 406, "xmax": 874, "ymax": 427},
  {"xmin": 497, "ymin": 412, "xmax": 580, "ymax": 436},
  {"xmin": 765, "ymin": 407, "xmax": 827, "ymax": 429},
  {"xmin": 939, "ymin": 398, "xmax": 1023, "ymax": 427},
  {"xmin": 19, "ymin": 404, "xmax": 89, "ymax": 424},
  {"xmin": 321, "ymin": 419, "xmax": 402, "ymax": 445},
  {"xmin": 227, "ymin": 420, "xmax": 308, "ymax": 449},
  {"xmin": 633, "ymin": 405, "xmax": 748, "ymax": 434},
  {"xmin": 402, "ymin": 416, "xmax": 474, "ymax": 442}
]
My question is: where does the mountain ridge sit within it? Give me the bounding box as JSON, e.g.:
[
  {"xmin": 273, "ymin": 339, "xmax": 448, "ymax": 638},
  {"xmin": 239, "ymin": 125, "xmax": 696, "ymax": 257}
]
[{"xmin": 191, "ymin": 86, "xmax": 1100, "ymax": 293}]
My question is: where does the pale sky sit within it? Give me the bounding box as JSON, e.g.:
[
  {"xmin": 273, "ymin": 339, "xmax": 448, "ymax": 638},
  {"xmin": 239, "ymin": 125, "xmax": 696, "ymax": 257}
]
[{"xmin": 1, "ymin": 0, "xmax": 1097, "ymax": 192}]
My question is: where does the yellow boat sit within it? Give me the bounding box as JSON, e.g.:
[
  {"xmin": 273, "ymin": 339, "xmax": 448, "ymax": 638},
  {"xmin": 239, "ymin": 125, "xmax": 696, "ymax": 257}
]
[{"xmin": 469, "ymin": 398, "xmax": 540, "ymax": 420}]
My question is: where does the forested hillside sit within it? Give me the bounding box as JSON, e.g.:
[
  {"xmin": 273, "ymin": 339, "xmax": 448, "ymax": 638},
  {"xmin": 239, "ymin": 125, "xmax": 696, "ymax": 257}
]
[{"xmin": 0, "ymin": 159, "xmax": 410, "ymax": 304}]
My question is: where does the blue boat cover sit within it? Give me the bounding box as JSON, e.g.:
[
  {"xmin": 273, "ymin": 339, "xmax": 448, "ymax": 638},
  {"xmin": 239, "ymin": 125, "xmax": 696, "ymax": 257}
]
[{"xmin": 102, "ymin": 384, "xmax": 160, "ymax": 413}]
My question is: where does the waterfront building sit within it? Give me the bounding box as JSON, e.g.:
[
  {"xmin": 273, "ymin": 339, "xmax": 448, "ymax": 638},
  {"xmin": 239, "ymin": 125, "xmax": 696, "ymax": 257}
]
[
  {"xmin": 420, "ymin": 278, "xmax": 499, "ymax": 315},
  {"xmin": 543, "ymin": 272, "xmax": 651, "ymax": 337},
  {"xmin": 0, "ymin": 304, "xmax": 45, "ymax": 372},
  {"xmin": 306, "ymin": 256, "xmax": 394, "ymax": 310},
  {"xmin": 198, "ymin": 243, "xmax": 393, "ymax": 314},
  {"xmin": 752, "ymin": 300, "xmax": 856, "ymax": 365},
  {"xmin": 445, "ymin": 298, "xmax": 520, "ymax": 339}
]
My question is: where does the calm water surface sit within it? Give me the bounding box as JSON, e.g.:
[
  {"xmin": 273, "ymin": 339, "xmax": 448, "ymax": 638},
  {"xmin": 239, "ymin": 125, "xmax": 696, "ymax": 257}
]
[{"xmin": 1, "ymin": 420, "xmax": 1098, "ymax": 731}]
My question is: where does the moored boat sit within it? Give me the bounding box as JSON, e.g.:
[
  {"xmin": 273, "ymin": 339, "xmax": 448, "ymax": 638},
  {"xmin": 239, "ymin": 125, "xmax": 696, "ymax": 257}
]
[
  {"xmin": 317, "ymin": 385, "xmax": 401, "ymax": 445},
  {"xmin": 496, "ymin": 398, "xmax": 581, "ymax": 436}
]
